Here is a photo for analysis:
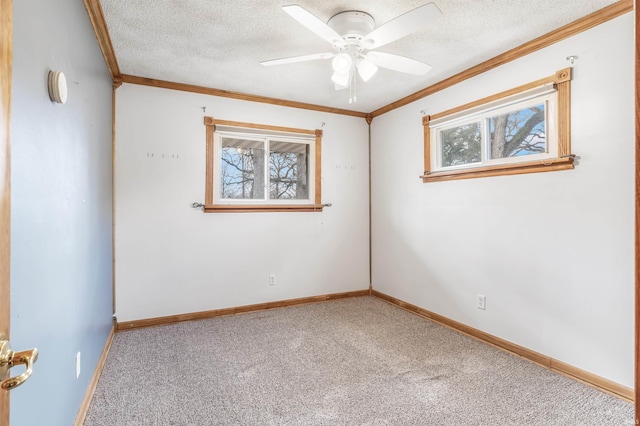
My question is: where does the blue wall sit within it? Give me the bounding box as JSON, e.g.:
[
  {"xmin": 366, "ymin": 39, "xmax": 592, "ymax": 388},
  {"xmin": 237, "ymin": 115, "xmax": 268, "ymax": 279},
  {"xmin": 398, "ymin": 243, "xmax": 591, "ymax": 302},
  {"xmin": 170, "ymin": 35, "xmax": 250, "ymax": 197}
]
[{"xmin": 10, "ymin": 0, "xmax": 113, "ymax": 424}]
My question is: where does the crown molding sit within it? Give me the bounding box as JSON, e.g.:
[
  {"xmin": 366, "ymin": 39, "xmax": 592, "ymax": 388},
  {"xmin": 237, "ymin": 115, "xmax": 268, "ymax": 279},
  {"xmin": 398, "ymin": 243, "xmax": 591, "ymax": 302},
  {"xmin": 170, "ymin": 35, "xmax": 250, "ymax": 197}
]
[
  {"xmin": 370, "ymin": 0, "xmax": 633, "ymax": 118},
  {"xmin": 83, "ymin": 0, "xmax": 121, "ymax": 82}
]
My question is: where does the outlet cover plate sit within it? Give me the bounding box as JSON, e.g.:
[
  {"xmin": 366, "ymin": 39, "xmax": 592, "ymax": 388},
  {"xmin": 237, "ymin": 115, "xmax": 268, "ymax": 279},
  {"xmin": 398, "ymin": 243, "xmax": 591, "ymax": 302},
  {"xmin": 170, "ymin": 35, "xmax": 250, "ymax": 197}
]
[{"xmin": 477, "ymin": 294, "xmax": 486, "ymax": 310}]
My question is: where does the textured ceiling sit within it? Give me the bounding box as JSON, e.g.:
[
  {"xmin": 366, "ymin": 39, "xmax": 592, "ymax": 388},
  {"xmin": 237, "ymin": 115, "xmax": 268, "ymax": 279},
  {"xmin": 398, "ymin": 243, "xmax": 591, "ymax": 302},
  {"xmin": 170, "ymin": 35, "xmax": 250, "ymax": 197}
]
[{"xmin": 100, "ymin": 0, "xmax": 619, "ymax": 113}]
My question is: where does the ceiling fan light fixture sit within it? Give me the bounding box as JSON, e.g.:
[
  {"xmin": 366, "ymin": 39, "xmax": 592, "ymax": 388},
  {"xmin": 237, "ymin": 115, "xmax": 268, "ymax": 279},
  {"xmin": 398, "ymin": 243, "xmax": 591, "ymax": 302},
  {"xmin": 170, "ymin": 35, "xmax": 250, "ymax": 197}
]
[
  {"xmin": 331, "ymin": 70, "xmax": 350, "ymax": 87},
  {"xmin": 332, "ymin": 53, "xmax": 352, "ymax": 73},
  {"xmin": 357, "ymin": 59, "xmax": 378, "ymax": 82}
]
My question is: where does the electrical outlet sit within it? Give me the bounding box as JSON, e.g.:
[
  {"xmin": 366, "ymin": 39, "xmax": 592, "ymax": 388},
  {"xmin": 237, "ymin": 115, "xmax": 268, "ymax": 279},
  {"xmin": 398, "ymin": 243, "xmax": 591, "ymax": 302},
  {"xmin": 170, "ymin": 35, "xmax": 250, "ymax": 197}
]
[
  {"xmin": 75, "ymin": 352, "xmax": 81, "ymax": 379},
  {"xmin": 477, "ymin": 294, "xmax": 486, "ymax": 310},
  {"xmin": 269, "ymin": 274, "xmax": 276, "ymax": 286}
]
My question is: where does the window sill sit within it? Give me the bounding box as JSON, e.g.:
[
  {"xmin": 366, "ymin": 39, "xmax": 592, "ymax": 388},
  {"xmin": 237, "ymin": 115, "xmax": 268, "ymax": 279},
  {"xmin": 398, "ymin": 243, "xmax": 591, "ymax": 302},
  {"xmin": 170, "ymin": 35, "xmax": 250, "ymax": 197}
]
[
  {"xmin": 420, "ymin": 156, "xmax": 574, "ymax": 183},
  {"xmin": 204, "ymin": 204, "xmax": 326, "ymax": 213}
]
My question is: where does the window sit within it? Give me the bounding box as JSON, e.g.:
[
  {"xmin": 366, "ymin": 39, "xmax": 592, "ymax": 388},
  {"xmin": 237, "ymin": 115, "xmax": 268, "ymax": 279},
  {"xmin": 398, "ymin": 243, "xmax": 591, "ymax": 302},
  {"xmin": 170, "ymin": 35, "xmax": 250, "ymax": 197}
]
[
  {"xmin": 422, "ymin": 68, "xmax": 574, "ymax": 182},
  {"xmin": 204, "ymin": 117, "xmax": 324, "ymax": 212}
]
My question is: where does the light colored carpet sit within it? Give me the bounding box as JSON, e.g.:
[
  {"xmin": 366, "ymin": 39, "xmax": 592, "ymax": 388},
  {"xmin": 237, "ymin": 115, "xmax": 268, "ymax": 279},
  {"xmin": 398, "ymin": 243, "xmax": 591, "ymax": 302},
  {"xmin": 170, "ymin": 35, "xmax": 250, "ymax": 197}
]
[{"xmin": 84, "ymin": 296, "xmax": 633, "ymax": 425}]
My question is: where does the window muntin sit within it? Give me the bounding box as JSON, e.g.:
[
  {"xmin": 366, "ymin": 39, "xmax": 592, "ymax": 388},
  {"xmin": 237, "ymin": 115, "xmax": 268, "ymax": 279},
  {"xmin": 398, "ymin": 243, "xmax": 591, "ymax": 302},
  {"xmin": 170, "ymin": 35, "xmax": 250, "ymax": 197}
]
[{"xmin": 433, "ymin": 94, "xmax": 557, "ymax": 172}]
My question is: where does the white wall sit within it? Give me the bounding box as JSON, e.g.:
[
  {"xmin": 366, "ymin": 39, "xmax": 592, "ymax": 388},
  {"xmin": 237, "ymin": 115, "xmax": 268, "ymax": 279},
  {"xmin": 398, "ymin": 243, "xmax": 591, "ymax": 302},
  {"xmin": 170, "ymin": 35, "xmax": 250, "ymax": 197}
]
[
  {"xmin": 115, "ymin": 85, "xmax": 370, "ymax": 322},
  {"xmin": 371, "ymin": 13, "xmax": 634, "ymax": 387}
]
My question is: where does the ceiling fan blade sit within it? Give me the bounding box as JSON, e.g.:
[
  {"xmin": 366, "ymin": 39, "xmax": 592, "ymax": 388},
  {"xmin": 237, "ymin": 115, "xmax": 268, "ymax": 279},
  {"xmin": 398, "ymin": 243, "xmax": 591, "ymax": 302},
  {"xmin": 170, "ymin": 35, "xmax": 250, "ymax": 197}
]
[
  {"xmin": 364, "ymin": 52, "xmax": 432, "ymax": 75},
  {"xmin": 363, "ymin": 3, "xmax": 442, "ymax": 49},
  {"xmin": 261, "ymin": 52, "xmax": 334, "ymax": 66},
  {"xmin": 282, "ymin": 5, "xmax": 345, "ymax": 47}
]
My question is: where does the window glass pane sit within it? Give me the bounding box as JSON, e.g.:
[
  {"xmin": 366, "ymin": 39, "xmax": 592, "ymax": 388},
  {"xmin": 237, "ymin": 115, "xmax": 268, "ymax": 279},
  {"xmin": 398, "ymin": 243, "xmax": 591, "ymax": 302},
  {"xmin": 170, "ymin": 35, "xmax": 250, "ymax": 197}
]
[
  {"xmin": 269, "ymin": 141, "xmax": 309, "ymax": 200},
  {"xmin": 440, "ymin": 122, "xmax": 481, "ymax": 167},
  {"xmin": 221, "ymin": 138, "xmax": 265, "ymax": 199},
  {"xmin": 488, "ymin": 103, "xmax": 546, "ymax": 159}
]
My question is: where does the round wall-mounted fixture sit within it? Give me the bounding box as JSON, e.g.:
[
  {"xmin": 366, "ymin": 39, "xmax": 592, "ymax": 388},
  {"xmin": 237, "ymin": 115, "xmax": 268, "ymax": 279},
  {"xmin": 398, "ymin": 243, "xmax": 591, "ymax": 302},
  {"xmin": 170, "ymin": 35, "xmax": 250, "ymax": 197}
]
[{"xmin": 47, "ymin": 71, "xmax": 67, "ymax": 104}]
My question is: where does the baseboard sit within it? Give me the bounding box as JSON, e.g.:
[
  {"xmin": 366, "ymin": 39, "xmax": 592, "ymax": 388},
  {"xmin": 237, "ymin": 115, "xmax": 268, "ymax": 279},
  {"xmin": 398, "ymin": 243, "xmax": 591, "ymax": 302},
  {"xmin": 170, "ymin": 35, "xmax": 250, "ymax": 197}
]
[
  {"xmin": 550, "ymin": 358, "xmax": 634, "ymax": 402},
  {"xmin": 117, "ymin": 289, "xmax": 371, "ymax": 331},
  {"xmin": 371, "ymin": 290, "xmax": 634, "ymax": 402},
  {"xmin": 74, "ymin": 322, "xmax": 116, "ymax": 426}
]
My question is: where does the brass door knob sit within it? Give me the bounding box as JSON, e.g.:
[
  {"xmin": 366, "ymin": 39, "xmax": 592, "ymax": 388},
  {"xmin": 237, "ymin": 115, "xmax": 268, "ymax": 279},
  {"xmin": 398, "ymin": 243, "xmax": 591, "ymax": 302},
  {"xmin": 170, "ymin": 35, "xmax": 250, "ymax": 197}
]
[{"xmin": 0, "ymin": 335, "xmax": 39, "ymax": 390}]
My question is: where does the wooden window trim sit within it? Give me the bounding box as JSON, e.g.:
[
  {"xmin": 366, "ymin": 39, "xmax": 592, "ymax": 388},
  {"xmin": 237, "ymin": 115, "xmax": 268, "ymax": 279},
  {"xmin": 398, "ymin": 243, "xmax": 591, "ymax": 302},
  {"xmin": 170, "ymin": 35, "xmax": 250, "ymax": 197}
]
[
  {"xmin": 422, "ymin": 68, "xmax": 573, "ymax": 183},
  {"xmin": 204, "ymin": 116, "xmax": 323, "ymax": 212}
]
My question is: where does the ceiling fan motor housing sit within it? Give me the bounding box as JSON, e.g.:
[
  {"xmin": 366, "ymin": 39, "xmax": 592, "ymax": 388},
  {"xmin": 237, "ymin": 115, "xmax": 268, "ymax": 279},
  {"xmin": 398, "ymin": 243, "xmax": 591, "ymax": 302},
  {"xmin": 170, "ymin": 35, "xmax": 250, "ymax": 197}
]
[{"xmin": 328, "ymin": 11, "xmax": 375, "ymax": 45}]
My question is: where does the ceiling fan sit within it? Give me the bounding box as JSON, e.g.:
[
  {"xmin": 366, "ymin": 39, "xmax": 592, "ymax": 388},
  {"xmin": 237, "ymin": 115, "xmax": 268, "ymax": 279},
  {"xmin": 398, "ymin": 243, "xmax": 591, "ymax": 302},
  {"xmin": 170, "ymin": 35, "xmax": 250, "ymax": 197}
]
[{"xmin": 261, "ymin": 3, "xmax": 442, "ymax": 103}]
